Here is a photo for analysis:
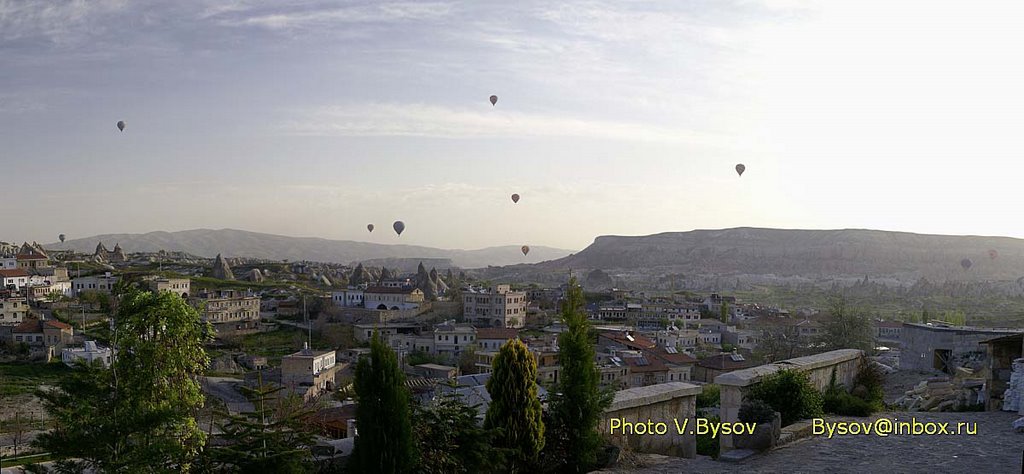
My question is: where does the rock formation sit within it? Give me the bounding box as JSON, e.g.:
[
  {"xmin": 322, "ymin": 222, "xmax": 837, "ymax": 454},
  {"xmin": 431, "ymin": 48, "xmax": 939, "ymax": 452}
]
[
  {"xmin": 246, "ymin": 268, "xmax": 264, "ymax": 283},
  {"xmin": 212, "ymin": 254, "xmax": 235, "ymax": 280},
  {"xmin": 415, "ymin": 262, "xmax": 438, "ymax": 300}
]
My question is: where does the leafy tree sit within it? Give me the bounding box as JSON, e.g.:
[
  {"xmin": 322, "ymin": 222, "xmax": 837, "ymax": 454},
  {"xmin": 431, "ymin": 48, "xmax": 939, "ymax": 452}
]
[
  {"xmin": 34, "ymin": 284, "xmax": 213, "ymax": 473},
  {"xmin": 200, "ymin": 374, "xmax": 315, "ymax": 473},
  {"xmin": 412, "ymin": 391, "xmax": 504, "ymax": 473},
  {"xmin": 349, "ymin": 331, "xmax": 415, "ymax": 473},
  {"xmin": 543, "ymin": 276, "xmax": 614, "ymax": 473},
  {"xmin": 484, "ymin": 338, "xmax": 545, "ymax": 473},
  {"xmin": 457, "ymin": 346, "xmax": 478, "ymax": 376},
  {"xmin": 755, "ymin": 324, "xmax": 807, "ymax": 363},
  {"xmin": 720, "ymin": 301, "xmax": 730, "ymax": 323},
  {"xmin": 819, "ymin": 296, "xmax": 875, "ymax": 353},
  {"xmin": 747, "ymin": 369, "xmax": 823, "ymax": 426}
]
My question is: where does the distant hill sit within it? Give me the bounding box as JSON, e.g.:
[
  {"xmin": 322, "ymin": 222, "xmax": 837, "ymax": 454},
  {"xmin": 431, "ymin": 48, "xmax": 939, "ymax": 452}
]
[
  {"xmin": 534, "ymin": 227, "xmax": 1024, "ymax": 282},
  {"xmin": 51, "ymin": 229, "xmax": 575, "ymax": 269}
]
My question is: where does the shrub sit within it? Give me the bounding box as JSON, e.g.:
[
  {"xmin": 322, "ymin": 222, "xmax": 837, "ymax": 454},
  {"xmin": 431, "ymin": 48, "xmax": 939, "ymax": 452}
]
[
  {"xmin": 697, "ymin": 384, "xmax": 720, "ymax": 409},
  {"xmin": 695, "ymin": 415, "xmax": 720, "ymax": 459},
  {"xmin": 747, "ymin": 369, "xmax": 823, "ymax": 426},
  {"xmin": 823, "ymin": 390, "xmax": 874, "ymax": 417},
  {"xmin": 739, "ymin": 399, "xmax": 776, "ymax": 424},
  {"xmin": 853, "ymin": 362, "xmax": 886, "ymax": 405}
]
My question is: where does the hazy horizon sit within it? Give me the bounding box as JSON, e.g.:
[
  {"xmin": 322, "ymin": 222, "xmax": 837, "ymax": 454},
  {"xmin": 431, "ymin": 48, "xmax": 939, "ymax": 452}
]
[{"xmin": 5, "ymin": 1, "xmax": 1024, "ymax": 250}]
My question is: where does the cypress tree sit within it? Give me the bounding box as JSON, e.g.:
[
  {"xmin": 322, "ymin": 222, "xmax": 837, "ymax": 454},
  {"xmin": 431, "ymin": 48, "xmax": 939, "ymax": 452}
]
[
  {"xmin": 350, "ymin": 331, "xmax": 415, "ymax": 473},
  {"xmin": 485, "ymin": 338, "xmax": 545, "ymax": 473},
  {"xmin": 545, "ymin": 276, "xmax": 613, "ymax": 472}
]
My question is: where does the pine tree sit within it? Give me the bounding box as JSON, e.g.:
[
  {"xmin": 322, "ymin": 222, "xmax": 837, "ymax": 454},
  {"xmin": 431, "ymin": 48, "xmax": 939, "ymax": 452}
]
[
  {"xmin": 349, "ymin": 331, "xmax": 415, "ymax": 473},
  {"xmin": 485, "ymin": 338, "xmax": 545, "ymax": 473},
  {"xmin": 201, "ymin": 373, "xmax": 316, "ymax": 473},
  {"xmin": 544, "ymin": 276, "xmax": 614, "ymax": 472}
]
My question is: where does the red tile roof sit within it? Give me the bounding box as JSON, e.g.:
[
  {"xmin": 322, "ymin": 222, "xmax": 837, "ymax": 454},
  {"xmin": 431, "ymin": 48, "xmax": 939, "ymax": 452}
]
[
  {"xmin": 646, "ymin": 348, "xmax": 697, "ymax": 365},
  {"xmin": 599, "ymin": 331, "xmax": 657, "ymax": 350},
  {"xmin": 476, "ymin": 328, "xmax": 518, "ymax": 340},
  {"xmin": 697, "ymin": 353, "xmax": 757, "ymax": 371},
  {"xmin": 622, "ymin": 355, "xmax": 668, "ymax": 373},
  {"xmin": 0, "ymin": 269, "xmax": 30, "ymax": 278},
  {"xmin": 12, "ymin": 319, "xmax": 72, "ymax": 333}
]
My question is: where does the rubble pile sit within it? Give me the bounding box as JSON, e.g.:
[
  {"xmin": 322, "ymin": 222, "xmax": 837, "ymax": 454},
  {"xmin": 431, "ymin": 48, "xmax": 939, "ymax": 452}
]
[{"xmin": 894, "ymin": 369, "xmax": 985, "ymax": 412}]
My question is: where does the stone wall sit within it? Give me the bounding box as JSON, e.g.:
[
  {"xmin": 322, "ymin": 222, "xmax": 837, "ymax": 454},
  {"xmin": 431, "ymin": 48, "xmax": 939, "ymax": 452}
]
[
  {"xmin": 901, "ymin": 323, "xmax": 1022, "ymax": 373},
  {"xmin": 714, "ymin": 349, "xmax": 863, "ymax": 451},
  {"xmin": 599, "ymin": 382, "xmax": 701, "ymax": 458}
]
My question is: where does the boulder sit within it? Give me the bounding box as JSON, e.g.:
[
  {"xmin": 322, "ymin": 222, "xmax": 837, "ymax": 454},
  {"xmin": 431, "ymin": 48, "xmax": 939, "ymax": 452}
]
[{"xmin": 1014, "ymin": 417, "xmax": 1024, "ymax": 434}]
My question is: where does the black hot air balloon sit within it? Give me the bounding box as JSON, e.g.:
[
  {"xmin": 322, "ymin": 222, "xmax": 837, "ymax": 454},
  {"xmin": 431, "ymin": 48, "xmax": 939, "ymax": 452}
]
[
  {"xmin": 393, "ymin": 221, "xmax": 405, "ymax": 236},
  {"xmin": 511, "ymin": 193, "xmax": 520, "ymax": 203},
  {"xmin": 961, "ymin": 258, "xmax": 972, "ymax": 270},
  {"xmin": 735, "ymin": 164, "xmax": 745, "ymax": 176},
  {"xmin": 489, "ymin": 95, "xmax": 498, "ymax": 106},
  {"xmin": 367, "ymin": 224, "xmax": 374, "ymax": 233},
  {"xmin": 117, "ymin": 121, "xmax": 125, "ymax": 132},
  {"xmin": 58, "ymin": 234, "xmax": 66, "ymax": 243},
  {"xmin": 521, "ymin": 245, "xmax": 530, "ymax": 256}
]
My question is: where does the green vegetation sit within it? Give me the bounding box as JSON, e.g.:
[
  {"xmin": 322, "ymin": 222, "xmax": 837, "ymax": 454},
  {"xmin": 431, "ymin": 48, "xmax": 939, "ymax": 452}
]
[
  {"xmin": 34, "ymin": 284, "xmax": 213, "ymax": 472},
  {"xmin": 350, "ymin": 332, "xmax": 415, "ymax": 473},
  {"xmin": 412, "ymin": 392, "xmax": 503, "ymax": 474},
  {"xmin": 485, "ymin": 338, "xmax": 545, "ymax": 473},
  {"xmin": 822, "ymin": 367, "xmax": 881, "ymax": 417},
  {"xmin": 695, "ymin": 415, "xmax": 720, "ymax": 459},
  {"xmin": 236, "ymin": 327, "xmax": 328, "ymax": 365},
  {"xmin": 819, "ymin": 297, "xmax": 876, "ymax": 353},
  {"xmin": 747, "ymin": 369, "xmax": 823, "ymax": 426},
  {"xmin": 738, "ymin": 399, "xmax": 776, "ymax": 424},
  {"xmin": 543, "ymin": 276, "xmax": 614, "ymax": 473},
  {"xmin": 696, "ymin": 384, "xmax": 721, "ymax": 409},
  {"xmin": 0, "ymin": 362, "xmax": 70, "ymax": 397},
  {"xmin": 200, "ymin": 374, "xmax": 315, "ymax": 473},
  {"xmin": 407, "ymin": 350, "xmax": 447, "ymax": 367}
]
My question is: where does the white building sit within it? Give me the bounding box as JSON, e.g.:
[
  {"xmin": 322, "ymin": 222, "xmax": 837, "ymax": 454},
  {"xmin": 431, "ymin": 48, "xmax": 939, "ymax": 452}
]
[
  {"xmin": 364, "ymin": 287, "xmax": 424, "ymax": 311},
  {"xmin": 62, "ymin": 341, "xmax": 114, "ymax": 368},
  {"xmin": 463, "ymin": 285, "xmax": 527, "ymax": 328},
  {"xmin": 0, "ymin": 269, "xmax": 30, "ymax": 290},
  {"xmin": 0, "ymin": 290, "xmax": 28, "ymax": 326},
  {"xmin": 72, "ymin": 273, "xmax": 119, "ymax": 296},
  {"xmin": 331, "ymin": 288, "xmax": 364, "ymax": 308},
  {"xmin": 0, "ymin": 257, "xmax": 16, "ymax": 270},
  {"xmin": 147, "ymin": 277, "xmax": 191, "ymax": 298},
  {"xmin": 434, "ymin": 320, "xmax": 476, "ymax": 360}
]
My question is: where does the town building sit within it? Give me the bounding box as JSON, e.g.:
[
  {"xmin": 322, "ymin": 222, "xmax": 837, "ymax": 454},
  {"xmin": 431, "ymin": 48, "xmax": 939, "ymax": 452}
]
[
  {"xmin": 353, "ymin": 322, "xmax": 420, "ymax": 343},
  {"xmin": 433, "ymin": 320, "xmax": 476, "ymax": 360},
  {"xmin": 192, "ymin": 289, "xmax": 261, "ymax": 334},
  {"xmin": 0, "ymin": 268, "xmax": 30, "ymax": 290},
  {"xmin": 146, "ymin": 277, "xmax": 191, "ymax": 298},
  {"xmin": 62, "ymin": 341, "xmax": 114, "ymax": 368},
  {"xmin": 15, "ymin": 242, "xmax": 49, "ymax": 269},
  {"xmin": 72, "ymin": 273, "xmax": 119, "ymax": 296},
  {"xmin": 281, "ymin": 344, "xmax": 340, "ymax": 400},
  {"xmin": 414, "ymin": 363, "xmax": 458, "ymax": 379},
  {"xmin": 693, "ymin": 352, "xmax": 757, "ymax": 383},
  {"xmin": 875, "ymin": 320, "xmax": 903, "ymax": 340},
  {"xmin": 363, "ymin": 286, "xmax": 424, "ymax": 310},
  {"xmin": 0, "ymin": 290, "xmax": 29, "ymax": 326},
  {"xmin": 12, "ymin": 318, "xmax": 74, "ymax": 359},
  {"xmin": 462, "ymin": 285, "xmax": 527, "ymax": 328},
  {"xmin": 331, "ymin": 288, "xmax": 364, "ymax": 308},
  {"xmin": 475, "ymin": 327, "xmax": 518, "ymax": 351},
  {"xmin": 654, "ymin": 328, "xmax": 699, "ymax": 352},
  {"xmin": 901, "ymin": 322, "xmax": 1022, "ymax": 374},
  {"xmin": 0, "ymin": 256, "xmax": 16, "ymax": 270}
]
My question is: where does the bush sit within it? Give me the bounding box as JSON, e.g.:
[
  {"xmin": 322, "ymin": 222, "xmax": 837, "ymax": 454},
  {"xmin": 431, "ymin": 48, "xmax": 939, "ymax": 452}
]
[
  {"xmin": 747, "ymin": 369, "xmax": 823, "ymax": 426},
  {"xmin": 853, "ymin": 362, "xmax": 886, "ymax": 405},
  {"xmin": 697, "ymin": 384, "xmax": 720, "ymax": 409},
  {"xmin": 823, "ymin": 390, "xmax": 874, "ymax": 417},
  {"xmin": 695, "ymin": 415, "xmax": 720, "ymax": 459},
  {"xmin": 739, "ymin": 399, "xmax": 776, "ymax": 424}
]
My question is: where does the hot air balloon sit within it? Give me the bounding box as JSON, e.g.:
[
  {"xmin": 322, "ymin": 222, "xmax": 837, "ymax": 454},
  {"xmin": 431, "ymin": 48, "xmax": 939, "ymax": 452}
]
[
  {"xmin": 735, "ymin": 164, "xmax": 745, "ymax": 176},
  {"xmin": 960, "ymin": 258, "xmax": 972, "ymax": 270},
  {"xmin": 393, "ymin": 221, "xmax": 405, "ymax": 236},
  {"xmin": 117, "ymin": 121, "xmax": 125, "ymax": 132},
  {"xmin": 58, "ymin": 234, "xmax": 66, "ymax": 243},
  {"xmin": 989, "ymin": 249, "xmax": 998, "ymax": 260},
  {"xmin": 367, "ymin": 224, "xmax": 374, "ymax": 233},
  {"xmin": 521, "ymin": 245, "xmax": 530, "ymax": 256},
  {"xmin": 489, "ymin": 95, "xmax": 498, "ymax": 106},
  {"xmin": 511, "ymin": 193, "xmax": 520, "ymax": 203}
]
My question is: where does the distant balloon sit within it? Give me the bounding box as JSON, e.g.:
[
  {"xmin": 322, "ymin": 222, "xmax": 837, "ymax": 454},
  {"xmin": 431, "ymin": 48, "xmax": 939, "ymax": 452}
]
[
  {"xmin": 117, "ymin": 121, "xmax": 125, "ymax": 132},
  {"xmin": 367, "ymin": 224, "xmax": 374, "ymax": 233},
  {"xmin": 961, "ymin": 258, "xmax": 973, "ymax": 270},
  {"xmin": 521, "ymin": 245, "xmax": 530, "ymax": 256},
  {"xmin": 988, "ymin": 249, "xmax": 998, "ymax": 260},
  {"xmin": 58, "ymin": 234, "xmax": 66, "ymax": 243},
  {"xmin": 511, "ymin": 193, "xmax": 520, "ymax": 203},
  {"xmin": 489, "ymin": 95, "xmax": 498, "ymax": 106},
  {"xmin": 735, "ymin": 164, "xmax": 745, "ymax": 176},
  {"xmin": 393, "ymin": 221, "xmax": 405, "ymax": 236}
]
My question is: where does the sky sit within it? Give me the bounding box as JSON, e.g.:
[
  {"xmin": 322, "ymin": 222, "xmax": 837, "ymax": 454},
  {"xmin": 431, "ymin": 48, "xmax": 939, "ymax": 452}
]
[{"xmin": 3, "ymin": 0, "xmax": 1024, "ymax": 251}]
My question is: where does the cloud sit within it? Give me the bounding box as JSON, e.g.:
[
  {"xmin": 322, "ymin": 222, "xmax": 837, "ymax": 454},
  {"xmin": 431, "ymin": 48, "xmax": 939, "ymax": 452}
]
[
  {"xmin": 278, "ymin": 103, "xmax": 740, "ymax": 148},
  {"xmin": 0, "ymin": 0, "xmax": 128, "ymax": 44},
  {"xmin": 210, "ymin": 2, "xmax": 454, "ymax": 30}
]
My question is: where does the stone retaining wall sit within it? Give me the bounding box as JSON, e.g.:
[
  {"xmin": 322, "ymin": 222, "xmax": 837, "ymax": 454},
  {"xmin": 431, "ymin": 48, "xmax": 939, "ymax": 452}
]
[
  {"xmin": 599, "ymin": 382, "xmax": 701, "ymax": 458},
  {"xmin": 714, "ymin": 349, "xmax": 864, "ymax": 451}
]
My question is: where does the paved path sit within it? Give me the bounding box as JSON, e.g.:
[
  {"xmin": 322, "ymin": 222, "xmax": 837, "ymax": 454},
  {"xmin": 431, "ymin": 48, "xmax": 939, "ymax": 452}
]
[{"xmin": 600, "ymin": 411, "xmax": 1024, "ymax": 474}]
